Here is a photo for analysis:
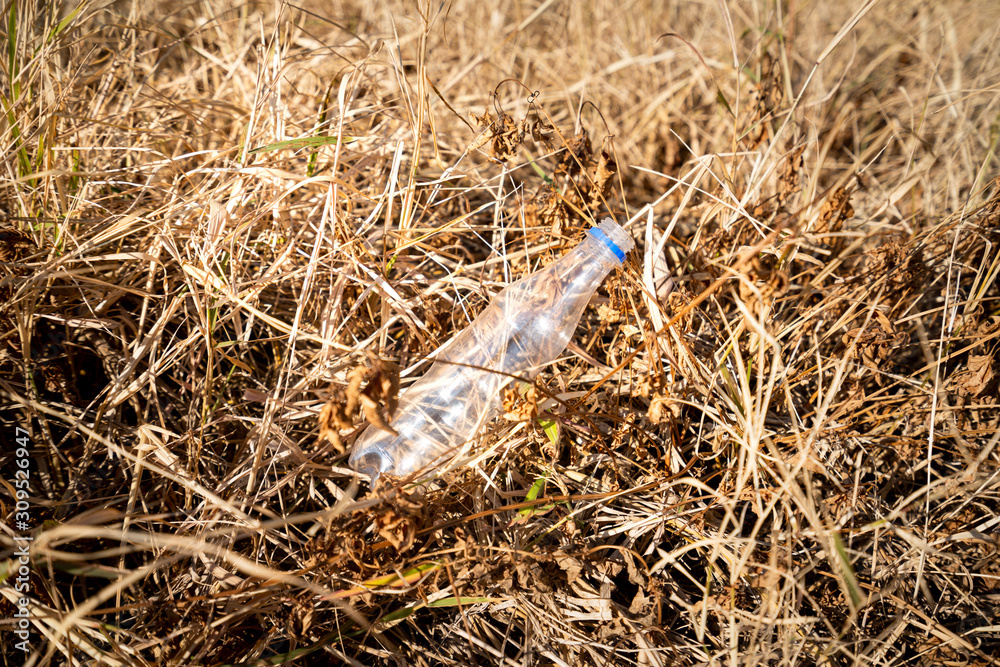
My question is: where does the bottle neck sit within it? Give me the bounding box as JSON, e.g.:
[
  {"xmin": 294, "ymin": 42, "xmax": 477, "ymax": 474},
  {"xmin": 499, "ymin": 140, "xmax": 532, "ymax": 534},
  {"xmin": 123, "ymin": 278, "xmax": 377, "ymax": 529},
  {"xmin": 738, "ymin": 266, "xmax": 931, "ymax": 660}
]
[{"xmin": 545, "ymin": 238, "xmax": 621, "ymax": 307}]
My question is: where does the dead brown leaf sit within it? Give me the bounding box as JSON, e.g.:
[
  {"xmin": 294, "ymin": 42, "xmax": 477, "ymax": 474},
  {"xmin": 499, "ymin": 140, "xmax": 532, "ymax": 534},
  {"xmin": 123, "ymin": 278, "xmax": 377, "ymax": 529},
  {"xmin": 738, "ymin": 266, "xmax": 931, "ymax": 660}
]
[
  {"xmin": 816, "ymin": 184, "xmax": 855, "ymax": 234},
  {"xmin": 959, "ymin": 354, "xmax": 996, "ymax": 397},
  {"xmin": 526, "ymin": 187, "xmax": 570, "ymax": 235},
  {"xmin": 864, "ymin": 238, "xmax": 927, "ymax": 311},
  {"xmin": 589, "ymin": 135, "xmax": 618, "ymax": 208},
  {"xmin": 318, "ymin": 359, "xmax": 400, "ymax": 452},
  {"xmin": 842, "ymin": 310, "xmax": 908, "ymax": 384},
  {"xmin": 374, "ymin": 508, "xmax": 419, "ymax": 553},
  {"xmin": 777, "ymin": 145, "xmax": 806, "ymax": 208},
  {"xmin": 556, "ymin": 131, "xmax": 592, "ymax": 176},
  {"xmin": 469, "ymin": 111, "xmax": 525, "ymax": 162},
  {"xmin": 554, "ymin": 551, "xmax": 584, "ymax": 586},
  {"xmin": 529, "ymin": 118, "xmax": 555, "ymax": 150},
  {"xmin": 502, "ymin": 383, "xmax": 539, "ymax": 422},
  {"xmin": 647, "ymin": 393, "xmax": 681, "ymax": 425}
]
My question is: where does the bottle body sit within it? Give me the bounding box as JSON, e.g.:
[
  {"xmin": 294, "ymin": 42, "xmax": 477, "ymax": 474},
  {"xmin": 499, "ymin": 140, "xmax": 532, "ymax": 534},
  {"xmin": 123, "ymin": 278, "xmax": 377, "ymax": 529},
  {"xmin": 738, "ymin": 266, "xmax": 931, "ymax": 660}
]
[{"xmin": 349, "ymin": 219, "xmax": 633, "ymax": 482}]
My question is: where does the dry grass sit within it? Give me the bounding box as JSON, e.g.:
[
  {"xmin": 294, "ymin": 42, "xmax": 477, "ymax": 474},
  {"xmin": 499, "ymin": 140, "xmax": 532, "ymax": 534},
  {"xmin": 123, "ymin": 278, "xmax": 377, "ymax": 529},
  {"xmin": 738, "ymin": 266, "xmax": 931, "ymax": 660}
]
[{"xmin": 2, "ymin": 0, "xmax": 999, "ymax": 665}]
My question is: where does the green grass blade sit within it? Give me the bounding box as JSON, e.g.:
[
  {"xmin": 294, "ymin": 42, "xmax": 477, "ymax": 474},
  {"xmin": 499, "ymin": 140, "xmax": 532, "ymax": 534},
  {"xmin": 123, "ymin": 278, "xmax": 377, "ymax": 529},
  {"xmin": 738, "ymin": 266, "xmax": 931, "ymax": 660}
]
[
  {"xmin": 831, "ymin": 532, "xmax": 864, "ymax": 612},
  {"xmin": 249, "ymin": 135, "xmax": 354, "ymax": 155},
  {"xmin": 49, "ymin": 3, "xmax": 84, "ymax": 43}
]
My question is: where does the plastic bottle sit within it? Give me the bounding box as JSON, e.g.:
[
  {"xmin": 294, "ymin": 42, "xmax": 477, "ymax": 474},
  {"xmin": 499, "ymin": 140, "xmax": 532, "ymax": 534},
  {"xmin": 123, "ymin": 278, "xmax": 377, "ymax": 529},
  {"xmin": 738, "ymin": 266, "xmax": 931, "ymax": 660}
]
[{"xmin": 349, "ymin": 218, "xmax": 634, "ymax": 483}]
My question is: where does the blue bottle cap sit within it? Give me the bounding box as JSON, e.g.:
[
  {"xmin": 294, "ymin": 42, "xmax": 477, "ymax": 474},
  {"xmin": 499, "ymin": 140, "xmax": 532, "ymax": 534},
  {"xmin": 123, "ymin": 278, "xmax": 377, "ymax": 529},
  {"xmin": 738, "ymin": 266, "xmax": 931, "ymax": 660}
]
[{"xmin": 588, "ymin": 226, "xmax": 626, "ymax": 262}]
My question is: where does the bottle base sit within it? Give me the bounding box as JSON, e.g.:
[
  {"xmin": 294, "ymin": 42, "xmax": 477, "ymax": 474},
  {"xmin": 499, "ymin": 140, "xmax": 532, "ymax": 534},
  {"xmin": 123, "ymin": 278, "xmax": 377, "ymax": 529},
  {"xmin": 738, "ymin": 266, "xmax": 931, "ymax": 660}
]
[{"xmin": 351, "ymin": 451, "xmax": 387, "ymax": 485}]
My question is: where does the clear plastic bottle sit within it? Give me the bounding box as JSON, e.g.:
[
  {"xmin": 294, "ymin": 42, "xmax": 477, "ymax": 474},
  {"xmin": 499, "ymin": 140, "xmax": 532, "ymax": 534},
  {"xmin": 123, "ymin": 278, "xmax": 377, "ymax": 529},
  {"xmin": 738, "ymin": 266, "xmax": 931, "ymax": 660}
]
[{"xmin": 349, "ymin": 218, "xmax": 634, "ymax": 483}]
